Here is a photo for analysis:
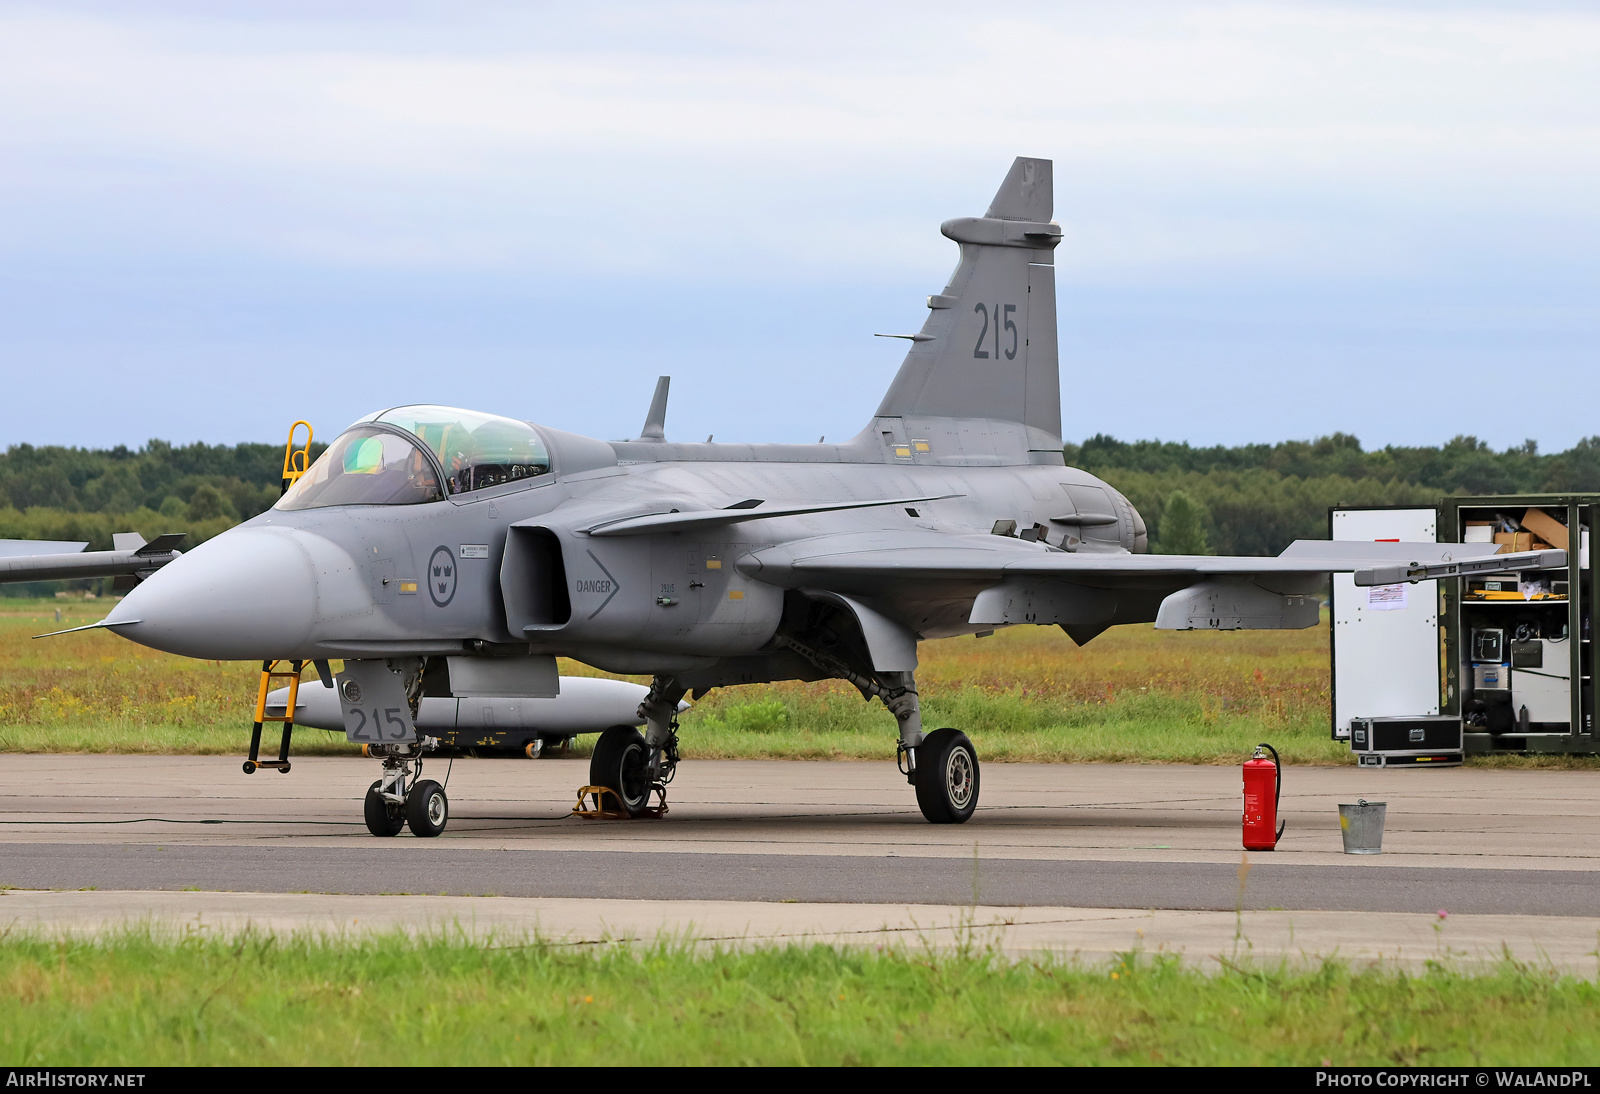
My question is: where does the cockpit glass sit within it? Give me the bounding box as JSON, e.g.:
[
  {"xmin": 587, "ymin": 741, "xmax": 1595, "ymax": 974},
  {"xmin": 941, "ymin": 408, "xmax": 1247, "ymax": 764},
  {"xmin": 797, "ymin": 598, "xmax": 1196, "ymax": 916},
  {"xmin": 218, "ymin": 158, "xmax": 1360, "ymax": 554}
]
[
  {"xmin": 275, "ymin": 426, "xmax": 443, "ymax": 511},
  {"xmin": 374, "ymin": 406, "xmax": 550, "ymax": 496}
]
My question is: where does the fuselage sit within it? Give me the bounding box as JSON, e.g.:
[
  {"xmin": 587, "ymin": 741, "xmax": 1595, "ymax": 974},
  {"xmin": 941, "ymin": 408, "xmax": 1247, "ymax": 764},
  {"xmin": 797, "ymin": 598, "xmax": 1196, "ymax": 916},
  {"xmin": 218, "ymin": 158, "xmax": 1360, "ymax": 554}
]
[{"xmin": 104, "ymin": 409, "xmax": 1146, "ymax": 680}]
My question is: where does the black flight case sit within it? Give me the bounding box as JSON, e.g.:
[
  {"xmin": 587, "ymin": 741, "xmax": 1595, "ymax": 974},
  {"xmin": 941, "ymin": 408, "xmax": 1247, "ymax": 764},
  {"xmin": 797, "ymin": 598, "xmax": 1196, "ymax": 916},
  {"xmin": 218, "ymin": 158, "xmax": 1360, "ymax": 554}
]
[{"xmin": 1349, "ymin": 715, "xmax": 1465, "ymax": 768}]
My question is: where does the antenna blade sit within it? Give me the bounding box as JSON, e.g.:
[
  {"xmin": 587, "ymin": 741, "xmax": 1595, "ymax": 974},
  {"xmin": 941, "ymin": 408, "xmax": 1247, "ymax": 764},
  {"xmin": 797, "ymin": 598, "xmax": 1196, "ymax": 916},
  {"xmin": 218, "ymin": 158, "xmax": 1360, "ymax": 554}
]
[{"xmin": 638, "ymin": 376, "xmax": 670, "ymax": 442}]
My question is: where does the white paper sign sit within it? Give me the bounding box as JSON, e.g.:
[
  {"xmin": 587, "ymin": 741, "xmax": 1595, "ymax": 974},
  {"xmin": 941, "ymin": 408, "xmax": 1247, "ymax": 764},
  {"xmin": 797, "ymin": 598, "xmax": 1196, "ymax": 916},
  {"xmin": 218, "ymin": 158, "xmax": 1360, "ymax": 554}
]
[{"xmin": 1366, "ymin": 583, "xmax": 1407, "ymax": 611}]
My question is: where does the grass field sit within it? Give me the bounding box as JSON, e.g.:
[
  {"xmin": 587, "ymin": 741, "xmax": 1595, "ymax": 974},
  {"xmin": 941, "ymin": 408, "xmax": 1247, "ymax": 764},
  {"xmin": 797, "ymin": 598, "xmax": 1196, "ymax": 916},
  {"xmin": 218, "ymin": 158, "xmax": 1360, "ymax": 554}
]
[
  {"xmin": 1, "ymin": 930, "xmax": 1595, "ymax": 1066},
  {"xmin": 1, "ymin": 596, "xmax": 1590, "ymax": 767}
]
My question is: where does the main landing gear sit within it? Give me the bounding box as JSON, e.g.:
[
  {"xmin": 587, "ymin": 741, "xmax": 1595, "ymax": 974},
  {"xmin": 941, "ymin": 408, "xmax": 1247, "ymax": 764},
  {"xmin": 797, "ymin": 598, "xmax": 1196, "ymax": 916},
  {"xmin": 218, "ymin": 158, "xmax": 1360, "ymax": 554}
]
[
  {"xmin": 772, "ymin": 635, "xmax": 984, "ymax": 824},
  {"xmin": 362, "ymin": 744, "xmax": 448, "ymax": 838},
  {"xmin": 606, "ymin": 664, "xmax": 980, "ymax": 826},
  {"xmin": 584, "ymin": 676, "xmax": 682, "ymax": 818},
  {"xmin": 877, "ymin": 670, "xmax": 981, "ymax": 824}
]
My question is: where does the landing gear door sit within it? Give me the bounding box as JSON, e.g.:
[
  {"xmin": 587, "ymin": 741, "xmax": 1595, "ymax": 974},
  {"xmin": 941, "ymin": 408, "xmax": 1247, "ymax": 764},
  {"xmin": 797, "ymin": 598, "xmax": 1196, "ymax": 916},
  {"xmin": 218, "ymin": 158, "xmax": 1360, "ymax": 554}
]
[
  {"xmin": 1330, "ymin": 507, "xmax": 1441, "ymax": 740},
  {"xmin": 335, "ymin": 660, "xmax": 417, "ymax": 744}
]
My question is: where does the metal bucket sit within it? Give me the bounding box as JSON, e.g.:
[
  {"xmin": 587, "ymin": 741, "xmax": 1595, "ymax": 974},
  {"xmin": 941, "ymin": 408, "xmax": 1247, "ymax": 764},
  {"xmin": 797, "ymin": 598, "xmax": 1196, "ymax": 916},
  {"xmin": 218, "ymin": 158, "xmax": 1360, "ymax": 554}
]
[{"xmin": 1338, "ymin": 799, "xmax": 1387, "ymax": 854}]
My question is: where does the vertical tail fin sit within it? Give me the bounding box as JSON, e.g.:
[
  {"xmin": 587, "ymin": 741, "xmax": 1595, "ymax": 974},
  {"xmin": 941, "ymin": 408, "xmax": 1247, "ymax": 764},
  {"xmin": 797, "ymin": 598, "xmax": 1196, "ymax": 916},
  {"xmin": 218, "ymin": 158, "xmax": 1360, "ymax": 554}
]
[{"xmin": 875, "ymin": 157, "xmax": 1061, "ymax": 449}]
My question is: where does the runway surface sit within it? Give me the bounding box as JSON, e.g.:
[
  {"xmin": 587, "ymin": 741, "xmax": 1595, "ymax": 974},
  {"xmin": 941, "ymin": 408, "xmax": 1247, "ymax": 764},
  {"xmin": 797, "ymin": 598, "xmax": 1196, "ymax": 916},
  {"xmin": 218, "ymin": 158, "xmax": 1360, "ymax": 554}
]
[
  {"xmin": 3, "ymin": 755, "xmax": 1598, "ymax": 915},
  {"xmin": 5, "ymin": 754, "xmax": 1599, "ymax": 966},
  {"xmin": 6, "ymin": 844, "xmax": 1600, "ymax": 915}
]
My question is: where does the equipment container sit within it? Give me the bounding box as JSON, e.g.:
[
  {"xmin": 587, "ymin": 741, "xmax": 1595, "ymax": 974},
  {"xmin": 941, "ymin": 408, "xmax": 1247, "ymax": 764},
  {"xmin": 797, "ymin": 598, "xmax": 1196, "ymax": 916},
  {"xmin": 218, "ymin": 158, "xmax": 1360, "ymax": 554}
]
[
  {"xmin": 1331, "ymin": 496, "xmax": 1599, "ymax": 758},
  {"xmin": 1348, "ymin": 715, "xmax": 1463, "ymax": 768}
]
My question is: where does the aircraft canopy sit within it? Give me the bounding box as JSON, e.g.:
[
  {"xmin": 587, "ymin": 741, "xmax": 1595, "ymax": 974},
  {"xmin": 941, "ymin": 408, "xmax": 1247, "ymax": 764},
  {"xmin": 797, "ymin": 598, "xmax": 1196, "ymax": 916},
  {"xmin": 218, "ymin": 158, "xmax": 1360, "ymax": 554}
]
[{"xmin": 276, "ymin": 406, "xmax": 550, "ymax": 511}]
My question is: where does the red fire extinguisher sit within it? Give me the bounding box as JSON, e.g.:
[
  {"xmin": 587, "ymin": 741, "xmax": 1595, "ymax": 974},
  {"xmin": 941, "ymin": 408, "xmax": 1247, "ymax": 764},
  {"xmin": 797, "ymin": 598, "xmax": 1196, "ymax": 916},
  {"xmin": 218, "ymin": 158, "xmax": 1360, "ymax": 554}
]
[{"xmin": 1242, "ymin": 743, "xmax": 1285, "ymax": 851}]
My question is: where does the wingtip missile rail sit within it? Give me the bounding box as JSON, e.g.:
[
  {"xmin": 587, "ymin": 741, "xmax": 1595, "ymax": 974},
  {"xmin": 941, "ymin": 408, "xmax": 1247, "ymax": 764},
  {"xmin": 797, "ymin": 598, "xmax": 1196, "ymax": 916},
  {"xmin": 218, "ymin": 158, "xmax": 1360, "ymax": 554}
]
[
  {"xmin": 0, "ymin": 532, "xmax": 186, "ymax": 586},
  {"xmin": 1353, "ymin": 548, "xmax": 1566, "ymax": 587}
]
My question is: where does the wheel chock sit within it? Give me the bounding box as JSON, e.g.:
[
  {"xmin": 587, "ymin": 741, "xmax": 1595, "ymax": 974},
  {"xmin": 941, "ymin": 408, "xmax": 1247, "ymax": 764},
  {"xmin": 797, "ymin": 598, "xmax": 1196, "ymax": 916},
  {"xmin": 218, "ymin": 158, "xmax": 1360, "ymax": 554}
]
[{"xmin": 571, "ymin": 783, "xmax": 669, "ymax": 820}]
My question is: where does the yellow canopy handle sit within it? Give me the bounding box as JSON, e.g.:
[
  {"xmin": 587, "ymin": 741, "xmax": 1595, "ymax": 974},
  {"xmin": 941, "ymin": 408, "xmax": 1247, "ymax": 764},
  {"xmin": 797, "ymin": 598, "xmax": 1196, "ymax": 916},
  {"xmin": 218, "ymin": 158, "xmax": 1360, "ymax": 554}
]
[{"xmin": 280, "ymin": 420, "xmax": 314, "ymax": 494}]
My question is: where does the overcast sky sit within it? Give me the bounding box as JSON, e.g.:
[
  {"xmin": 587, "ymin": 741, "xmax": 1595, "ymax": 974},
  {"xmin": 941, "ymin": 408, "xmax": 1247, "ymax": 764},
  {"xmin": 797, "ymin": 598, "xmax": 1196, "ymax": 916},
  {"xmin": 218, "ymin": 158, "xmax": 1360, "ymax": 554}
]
[{"xmin": 2, "ymin": 1, "xmax": 1596, "ymax": 451}]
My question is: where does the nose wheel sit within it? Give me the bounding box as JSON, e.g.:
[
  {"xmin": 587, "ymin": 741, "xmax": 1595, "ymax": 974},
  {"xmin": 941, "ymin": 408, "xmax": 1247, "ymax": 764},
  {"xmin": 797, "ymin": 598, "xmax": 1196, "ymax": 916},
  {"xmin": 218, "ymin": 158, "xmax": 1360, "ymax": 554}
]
[
  {"xmin": 364, "ymin": 780, "xmax": 404, "ymax": 836},
  {"xmin": 362, "ymin": 750, "xmax": 447, "ymax": 837},
  {"xmin": 405, "ymin": 779, "xmax": 448, "ymax": 837}
]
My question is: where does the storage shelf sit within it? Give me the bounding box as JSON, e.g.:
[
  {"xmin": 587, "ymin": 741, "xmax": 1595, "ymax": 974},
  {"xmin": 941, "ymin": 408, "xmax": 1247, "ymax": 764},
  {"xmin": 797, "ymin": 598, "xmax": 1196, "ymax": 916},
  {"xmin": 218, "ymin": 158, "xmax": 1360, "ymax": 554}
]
[{"xmin": 1460, "ymin": 600, "xmax": 1569, "ymax": 607}]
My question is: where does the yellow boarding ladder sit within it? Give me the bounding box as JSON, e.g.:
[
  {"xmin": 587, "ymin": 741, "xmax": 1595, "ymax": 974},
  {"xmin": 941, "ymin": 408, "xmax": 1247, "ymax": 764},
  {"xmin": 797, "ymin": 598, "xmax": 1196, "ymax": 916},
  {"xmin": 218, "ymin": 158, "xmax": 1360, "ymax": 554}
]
[{"xmin": 244, "ymin": 659, "xmax": 303, "ymax": 774}]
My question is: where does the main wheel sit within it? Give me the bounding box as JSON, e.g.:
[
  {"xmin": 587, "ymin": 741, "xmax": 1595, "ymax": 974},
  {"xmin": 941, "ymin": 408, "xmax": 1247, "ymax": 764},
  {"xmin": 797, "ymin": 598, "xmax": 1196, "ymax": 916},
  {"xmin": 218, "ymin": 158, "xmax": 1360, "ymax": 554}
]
[
  {"xmin": 364, "ymin": 780, "xmax": 404, "ymax": 837},
  {"xmin": 405, "ymin": 779, "xmax": 448, "ymax": 837},
  {"xmin": 590, "ymin": 725, "xmax": 653, "ymax": 817},
  {"xmin": 914, "ymin": 728, "xmax": 980, "ymax": 824}
]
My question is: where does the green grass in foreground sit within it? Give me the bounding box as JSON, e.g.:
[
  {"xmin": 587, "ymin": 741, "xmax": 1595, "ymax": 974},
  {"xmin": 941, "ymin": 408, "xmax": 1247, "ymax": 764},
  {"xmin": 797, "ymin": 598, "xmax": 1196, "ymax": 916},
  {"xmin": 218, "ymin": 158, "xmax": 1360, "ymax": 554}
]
[{"xmin": 2, "ymin": 931, "xmax": 1596, "ymax": 1066}]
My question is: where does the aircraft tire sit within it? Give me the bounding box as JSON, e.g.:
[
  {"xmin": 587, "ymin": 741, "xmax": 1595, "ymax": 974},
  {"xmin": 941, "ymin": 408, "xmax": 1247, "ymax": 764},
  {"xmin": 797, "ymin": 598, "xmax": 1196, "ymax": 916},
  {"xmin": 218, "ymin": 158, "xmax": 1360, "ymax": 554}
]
[
  {"xmin": 364, "ymin": 781, "xmax": 404, "ymax": 837},
  {"xmin": 590, "ymin": 725, "xmax": 652, "ymax": 818},
  {"xmin": 405, "ymin": 779, "xmax": 449, "ymax": 837},
  {"xmin": 914, "ymin": 728, "xmax": 980, "ymax": 824}
]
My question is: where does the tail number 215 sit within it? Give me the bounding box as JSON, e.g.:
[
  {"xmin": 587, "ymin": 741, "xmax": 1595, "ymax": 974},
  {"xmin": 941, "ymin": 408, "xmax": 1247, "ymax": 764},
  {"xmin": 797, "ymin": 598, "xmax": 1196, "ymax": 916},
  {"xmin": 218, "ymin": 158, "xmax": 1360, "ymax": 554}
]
[{"xmin": 973, "ymin": 303, "xmax": 1017, "ymax": 360}]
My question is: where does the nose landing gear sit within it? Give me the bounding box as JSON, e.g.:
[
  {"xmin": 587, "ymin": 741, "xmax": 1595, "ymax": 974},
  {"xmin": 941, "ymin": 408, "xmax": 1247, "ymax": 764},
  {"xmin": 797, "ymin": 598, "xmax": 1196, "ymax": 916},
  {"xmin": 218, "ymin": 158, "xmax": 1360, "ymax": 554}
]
[{"xmin": 362, "ymin": 745, "xmax": 448, "ymax": 837}]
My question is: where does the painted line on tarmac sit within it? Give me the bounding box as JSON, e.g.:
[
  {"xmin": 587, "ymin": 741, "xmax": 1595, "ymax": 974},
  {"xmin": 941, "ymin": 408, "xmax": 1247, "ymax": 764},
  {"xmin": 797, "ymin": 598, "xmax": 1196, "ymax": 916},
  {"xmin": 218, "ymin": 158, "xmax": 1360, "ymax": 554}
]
[
  {"xmin": 2, "ymin": 816, "xmax": 354, "ymax": 826},
  {"xmin": 4, "ymin": 843, "xmax": 1598, "ymax": 916}
]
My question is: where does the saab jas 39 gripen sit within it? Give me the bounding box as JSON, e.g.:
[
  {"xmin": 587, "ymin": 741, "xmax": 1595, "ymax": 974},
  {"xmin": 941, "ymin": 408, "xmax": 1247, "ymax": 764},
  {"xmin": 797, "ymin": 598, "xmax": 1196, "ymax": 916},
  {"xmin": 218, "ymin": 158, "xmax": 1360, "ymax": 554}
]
[{"xmin": 35, "ymin": 158, "xmax": 1560, "ymax": 836}]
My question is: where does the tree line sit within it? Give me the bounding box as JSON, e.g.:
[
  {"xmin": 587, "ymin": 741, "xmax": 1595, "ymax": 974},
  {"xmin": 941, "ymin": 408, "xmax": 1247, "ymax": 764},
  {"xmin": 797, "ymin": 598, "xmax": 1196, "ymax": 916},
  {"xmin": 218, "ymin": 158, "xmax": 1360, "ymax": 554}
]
[{"xmin": 1066, "ymin": 433, "xmax": 1600, "ymax": 556}]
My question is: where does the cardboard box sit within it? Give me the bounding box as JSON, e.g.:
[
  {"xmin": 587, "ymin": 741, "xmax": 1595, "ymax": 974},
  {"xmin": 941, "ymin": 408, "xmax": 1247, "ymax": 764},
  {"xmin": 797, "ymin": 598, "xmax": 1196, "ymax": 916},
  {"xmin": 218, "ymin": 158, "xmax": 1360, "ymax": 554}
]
[
  {"xmin": 1520, "ymin": 507, "xmax": 1569, "ymax": 551},
  {"xmin": 1495, "ymin": 532, "xmax": 1552, "ymax": 554},
  {"xmin": 1464, "ymin": 521, "xmax": 1496, "ymax": 544}
]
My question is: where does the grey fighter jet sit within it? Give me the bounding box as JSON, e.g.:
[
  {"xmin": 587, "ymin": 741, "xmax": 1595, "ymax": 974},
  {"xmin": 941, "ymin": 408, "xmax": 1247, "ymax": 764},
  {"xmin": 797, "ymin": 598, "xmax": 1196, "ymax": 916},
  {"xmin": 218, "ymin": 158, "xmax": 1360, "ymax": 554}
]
[{"xmin": 85, "ymin": 157, "xmax": 1559, "ymax": 836}]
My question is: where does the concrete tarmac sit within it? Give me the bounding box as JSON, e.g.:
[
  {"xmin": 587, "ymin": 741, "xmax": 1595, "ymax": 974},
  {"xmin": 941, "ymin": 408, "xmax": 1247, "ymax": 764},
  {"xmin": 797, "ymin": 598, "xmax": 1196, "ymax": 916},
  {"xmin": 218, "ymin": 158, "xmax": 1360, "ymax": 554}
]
[
  {"xmin": 5, "ymin": 844, "xmax": 1599, "ymax": 915},
  {"xmin": 3, "ymin": 754, "xmax": 1598, "ymax": 964}
]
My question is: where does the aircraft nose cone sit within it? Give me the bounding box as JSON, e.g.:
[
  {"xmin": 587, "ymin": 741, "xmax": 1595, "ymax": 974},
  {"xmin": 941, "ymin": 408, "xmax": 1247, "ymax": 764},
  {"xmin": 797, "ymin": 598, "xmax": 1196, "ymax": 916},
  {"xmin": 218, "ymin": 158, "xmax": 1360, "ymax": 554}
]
[{"xmin": 107, "ymin": 529, "xmax": 318, "ymax": 660}]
